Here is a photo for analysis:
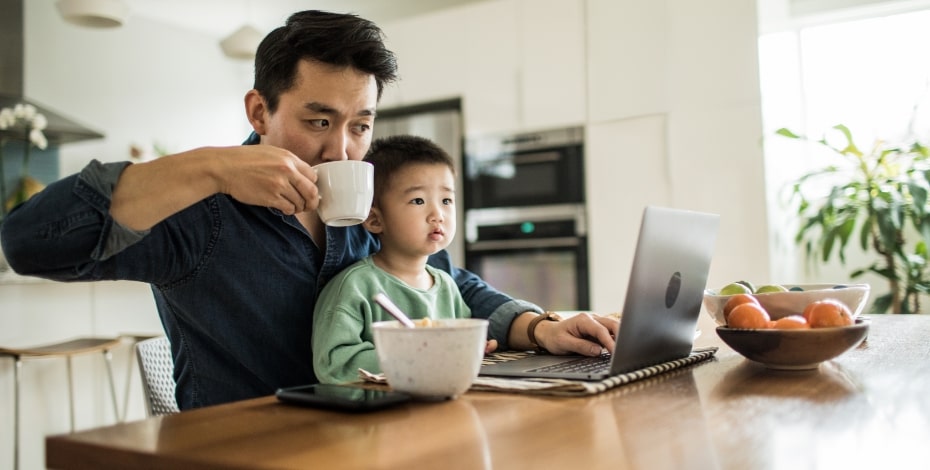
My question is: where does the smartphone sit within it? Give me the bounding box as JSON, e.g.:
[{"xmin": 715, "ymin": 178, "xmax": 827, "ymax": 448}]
[{"xmin": 275, "ymin": 384, "xmax": 411, "ymax": 412}]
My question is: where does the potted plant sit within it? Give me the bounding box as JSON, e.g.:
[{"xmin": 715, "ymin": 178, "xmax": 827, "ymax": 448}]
[
  {"xmin": 0, "ymin": 103, "xmax": 48, "ymax": 220},
  {"xmin": 778, "ymin": 124, "xmax": 930, "ymax": 314}
]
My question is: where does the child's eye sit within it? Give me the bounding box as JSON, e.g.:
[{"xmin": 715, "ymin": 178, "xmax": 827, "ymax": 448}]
[
  {"xmin": 443, "ymin": 198, "xmax": 453, "ymax": 205},
  {"xmin": 410, "ymin": 198, "xmax": 425, "ymax": 205}
]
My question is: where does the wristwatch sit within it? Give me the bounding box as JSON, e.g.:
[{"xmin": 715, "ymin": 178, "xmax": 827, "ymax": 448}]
[{"xmin": 527, "ymin": 311, "xmax": 562, "ymax": 353}]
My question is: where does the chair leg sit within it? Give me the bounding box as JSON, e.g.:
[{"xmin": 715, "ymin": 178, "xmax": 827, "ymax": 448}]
[
  {"xmin": 66, "ymin": 356, "xmax": 75, "ymax": 433},
  {"xmin": 121, "ymin": 349, "xmax": 135, "ymax": 422},
  {"xmin": 13, "ymin": 356, "xmax": 21, "ymax": 470},
  {"xmin": 103, "ymin": 349, "xmax": 120, "ymax": 422}
]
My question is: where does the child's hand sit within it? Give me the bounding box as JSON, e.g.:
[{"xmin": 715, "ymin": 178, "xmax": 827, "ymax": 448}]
[{"xmin": 484, "ymin": 339, "xmax": 498, "ymax": 355}]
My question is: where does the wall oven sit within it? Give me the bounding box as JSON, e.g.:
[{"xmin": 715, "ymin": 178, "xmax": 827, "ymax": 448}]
[
  {"xmin": 464, "ymin": 126, "xmax": 584, "ymax": 209},
  {"xmin": 464, "ymin": 204, "xmax": 588, "ymax": 310},
  {"xmin": 464, "ymin": 127, "xmax": 588, "ymax": 311}
]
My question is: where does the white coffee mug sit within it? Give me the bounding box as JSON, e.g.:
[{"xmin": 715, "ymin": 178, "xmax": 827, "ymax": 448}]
[{"xmin": 314, "ymin": 160, "xmax": 374, "ymax": 227}]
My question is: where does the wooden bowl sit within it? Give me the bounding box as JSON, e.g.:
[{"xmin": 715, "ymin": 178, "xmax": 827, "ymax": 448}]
[{"xmin": 715, "ymin": 318, "xmax": 870, "ymax": 370}]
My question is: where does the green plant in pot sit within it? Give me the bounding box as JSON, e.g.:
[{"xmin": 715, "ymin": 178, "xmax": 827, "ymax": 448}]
[{"xmin": 778, "ymin": 124, "xmax": 930, "ymax": 314}]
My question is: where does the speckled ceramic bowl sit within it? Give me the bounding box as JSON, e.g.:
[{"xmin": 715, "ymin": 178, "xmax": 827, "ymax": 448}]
[{"xmin": 372, "ymin": 318, "xmax": 488, "ymax": 400}]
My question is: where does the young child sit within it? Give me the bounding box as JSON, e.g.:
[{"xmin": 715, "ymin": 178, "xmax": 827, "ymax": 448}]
[{"xmin": 312, "ymin": 135, "xmax": 472, "ymax": 384}]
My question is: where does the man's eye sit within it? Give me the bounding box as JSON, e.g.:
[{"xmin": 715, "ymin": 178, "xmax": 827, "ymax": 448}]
[
  {"xmin": 353, "ymin": 123, "xmax": 372, "ymax": 133},
  {"xmin": 308, "ymin": 119, "xmax": 329, "ymax": 129},
  {"xmin": 410, "ymin": 198, "xmax": 425, "ymax": 205}
]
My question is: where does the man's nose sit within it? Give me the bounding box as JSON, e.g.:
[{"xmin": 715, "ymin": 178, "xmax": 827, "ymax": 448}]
[{"xmin": 320, "ymin": 129, "xmax": 350, "ymax": 162}]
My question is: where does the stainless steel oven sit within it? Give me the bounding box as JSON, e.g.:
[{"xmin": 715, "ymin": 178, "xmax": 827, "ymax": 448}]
[
  {"xmin": 464, "ymin": 126, "xmax": 584, "ymax": 210},
  {"xmin": 464, "ymin": 204, "xmax": 589, "ymax": 311}
]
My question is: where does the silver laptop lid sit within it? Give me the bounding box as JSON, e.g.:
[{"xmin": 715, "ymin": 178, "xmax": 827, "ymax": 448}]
[{"xmin": 609, "ymin": 206, "xmax": 719, "ymax": 374}]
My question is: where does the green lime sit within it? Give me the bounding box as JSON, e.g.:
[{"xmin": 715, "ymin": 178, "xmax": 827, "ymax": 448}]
[
  {"xmin": 719, "ymin": 282, "xmax": 752, "ymax": 295},
  {"xmin": 756, "ymin": 284, "xmax": 789, "ymax": 294},
  {"xmin": 735, "ymin": 280, "xmax": 756, "ymax": 293}
]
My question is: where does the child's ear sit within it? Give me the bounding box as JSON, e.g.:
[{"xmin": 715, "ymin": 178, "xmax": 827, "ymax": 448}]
[{"xmin": 363, "ymin": 207, "xmax": 383, "ymax": 234}]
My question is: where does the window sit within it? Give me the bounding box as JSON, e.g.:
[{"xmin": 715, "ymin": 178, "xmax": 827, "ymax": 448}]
[{"xmin": 758, "ymin": 3, "xmax": 930, "ymax": 283}]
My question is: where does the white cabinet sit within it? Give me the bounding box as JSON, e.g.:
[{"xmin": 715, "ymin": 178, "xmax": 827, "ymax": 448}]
[
  {"xmin": 586, "ymin": 0, "xmax": 669, "ymax": 123},
  {"xmin": 586, "ymin": 0, "xmax": 763, "ymax": 122},
  {"xmin": 380, "ymin": 8, "xmax": 471, "ymax": 108},
  {"xmin": 585, "ymin": 116, "xmax": 670, "ymax": 312},
  {"xmin": 584, "ymin": 0, "xmax": 771, "ymax": 294},
  {"xmin": 518, "ymin": 0, "xmax": 587, "ymax": 131},
  {"xmin": 460, "ymin": 0, "xmax": 521, "ymax": 134},
  {"xmin": 384, "ymin": 0, "xmax": 587, "ymax": 135}
]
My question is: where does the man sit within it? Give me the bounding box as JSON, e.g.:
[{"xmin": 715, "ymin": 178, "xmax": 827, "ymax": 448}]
[{"xmin": 1, "ymin": 10, "xmax": 617, "ymax": 410}]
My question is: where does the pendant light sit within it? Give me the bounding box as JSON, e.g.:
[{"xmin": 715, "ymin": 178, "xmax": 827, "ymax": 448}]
[
  {"xmin": 56, "ymin": 0, "xmax": 129, "ymax": 29},
  {"xmin": 220, "ymin": 24, "xmax": 264, "ymax": 60}
]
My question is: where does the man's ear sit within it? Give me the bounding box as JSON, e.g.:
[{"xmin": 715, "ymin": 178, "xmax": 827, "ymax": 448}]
[
  {"xmin": 363, "ymin": 207, "xmax": 383, "ymax": 234},
  {"xmin": 244, "ymin": 89, "xmax": 268, "ymax": 135}
]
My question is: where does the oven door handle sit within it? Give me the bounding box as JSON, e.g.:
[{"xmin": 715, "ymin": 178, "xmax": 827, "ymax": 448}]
[
  {"xmin": 484, "ymin": 152, "xmax": 561, "ymax": 166},
  {"xmin": 467, "ymin": 237, "xmax": 581, "ymax": 251}
]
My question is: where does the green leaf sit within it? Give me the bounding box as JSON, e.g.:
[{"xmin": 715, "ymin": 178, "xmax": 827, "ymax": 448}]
[
  {"xmin": 871, "ymin": 294, "xmax": 893, "ymax": 313},
  {"xmin": 831, "ymin": 124, "xmax": 863, "ymax": 157},
  {"xmin": 775, "ymin": 128, "xmax": 802, "ymax": 139},
  {"xmin": 858, "ymin": 214, "xmax": 873, "ymax": 251}
]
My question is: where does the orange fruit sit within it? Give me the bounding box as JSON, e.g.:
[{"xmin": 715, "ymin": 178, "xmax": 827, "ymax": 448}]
[
  {"xmin": 727, "ymin": 303, "xmax": 771, "ymax": 329},
  {"xmin": 771, "ymin": 315, "xmax": 810, "ymax": 329},
  {"xmin": 803, "ymin": 299, "xmax": 853, "ymax": 328},
  {"xmin": 722, "ymin": 294, "xmax": 760, "ymax": 322}
]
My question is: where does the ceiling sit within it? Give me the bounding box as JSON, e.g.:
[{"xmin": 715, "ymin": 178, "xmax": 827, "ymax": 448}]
[{"xmin": 123, "ymin": 0, "xmax": 487, "ymax": 38}]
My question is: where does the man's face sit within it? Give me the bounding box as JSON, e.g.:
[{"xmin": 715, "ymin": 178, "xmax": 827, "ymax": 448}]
[{"xmin": 258, "ymin": 59, "xmax": 378, "ymax": 166}]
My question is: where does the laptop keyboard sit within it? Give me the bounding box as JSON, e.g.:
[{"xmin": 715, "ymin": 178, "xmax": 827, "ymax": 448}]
[{"xmin": 528, "ymin": 353, "xmax": 612, "ymax": 374}]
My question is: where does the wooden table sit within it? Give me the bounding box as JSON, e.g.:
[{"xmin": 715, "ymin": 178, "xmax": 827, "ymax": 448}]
[{"xmin": 46, "ymin": 315, "xmax": 930, "ymax": 469}]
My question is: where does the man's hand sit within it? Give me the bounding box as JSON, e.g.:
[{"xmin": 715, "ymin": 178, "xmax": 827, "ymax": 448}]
[
  {"xmin": 216, "ymin": 145, "xmax": 320, "ymax": 215},
  {"xmin": 534, "ymin": 312, "xmax": 619, "ymax": 356}
]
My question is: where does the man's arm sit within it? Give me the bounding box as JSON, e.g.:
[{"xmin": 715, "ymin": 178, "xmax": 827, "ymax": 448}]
[
  {"xmin": 1, "ymin": 141, "xmax": 319, "ymax": 281},
  {"xmin": 427, "ymin": 251, "xmax": 619, "ymax": 355},
  {"xmin": 111, "ymin": 145, "xmax": 319, "ymax": 231}
]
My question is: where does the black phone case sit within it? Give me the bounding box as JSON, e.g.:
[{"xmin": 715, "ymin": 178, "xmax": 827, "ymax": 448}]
[{"xmin": 275, "ymin": 384, "xmax": 411, "ymax": 412}]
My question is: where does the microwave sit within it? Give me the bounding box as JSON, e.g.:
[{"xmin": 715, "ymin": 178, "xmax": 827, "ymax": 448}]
[{"xmin": 464, "ymin": 126, "xmax": 585, "ymax": 209}]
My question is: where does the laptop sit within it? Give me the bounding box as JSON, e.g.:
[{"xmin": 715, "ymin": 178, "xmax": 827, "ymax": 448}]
[{"xmin": 479, "ymin": 205, "xmax": 720, "ymax": 381}]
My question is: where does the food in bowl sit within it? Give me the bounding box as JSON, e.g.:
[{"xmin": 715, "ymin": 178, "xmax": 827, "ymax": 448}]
[
  {"xmin": 372, "ymin": 318, "xmax": 488, "ymax": 400},
  {"xmin": 725, "ymin": 298, "xmax": 853, "ymax": 330},
  {"xmin": 703, "ymin": 283, "xmax": 870, "ymax": 326},
  {"xmin": 727, "ymin": 302, "xmax": 771, "ymax": 329}
]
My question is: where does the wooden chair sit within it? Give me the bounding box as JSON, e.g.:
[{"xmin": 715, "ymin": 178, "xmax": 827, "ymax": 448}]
[
  {"xmin": 135, "ymin": 336, "xmax": 179, "ymax": 416},
  {"xmin": 0, "ymin": 336, "xmax": 122, "ymax": 470}
]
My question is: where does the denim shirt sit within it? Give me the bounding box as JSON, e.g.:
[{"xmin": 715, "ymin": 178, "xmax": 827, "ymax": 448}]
[{"xmin": 0, "ymin": 133, "xmax": 541, "ymax": 409}]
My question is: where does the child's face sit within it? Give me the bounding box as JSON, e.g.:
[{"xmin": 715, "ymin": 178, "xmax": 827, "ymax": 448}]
[{"xmin": 370, "ymin": 163, "xmax": 456, "ymax": 258}]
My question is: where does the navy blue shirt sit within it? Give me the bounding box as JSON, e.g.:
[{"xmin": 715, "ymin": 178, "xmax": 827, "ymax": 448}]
[{"xmin": 0, "ymin": 134, "xmax": 539, "ymax": 409}]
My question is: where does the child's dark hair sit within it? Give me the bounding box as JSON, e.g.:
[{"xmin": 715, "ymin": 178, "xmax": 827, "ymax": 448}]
[
  {"xmin": 364, "ymin": 135, "xmax": 455, "ymax": 204},
  {"xmin": 253, "ymin": 10, "xmax": 398, "ymax": 113}
]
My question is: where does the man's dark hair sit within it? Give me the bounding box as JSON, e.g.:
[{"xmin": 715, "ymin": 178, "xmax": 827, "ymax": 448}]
[
  {"xmin": 253, "ymin": 10, "xmax": 399, "ymax": 113},
  {"xmin": 365, "ymin": 135, "xmax": 455, "ymax": 205}
]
